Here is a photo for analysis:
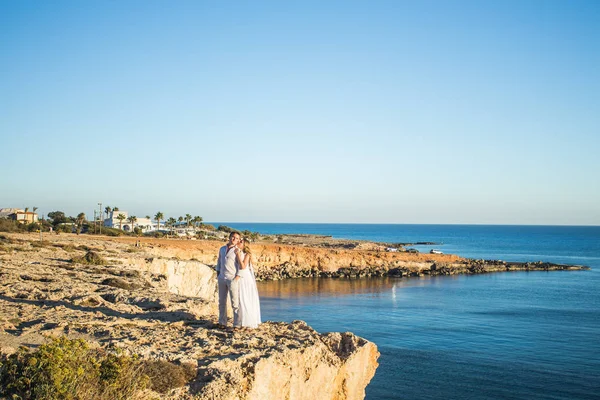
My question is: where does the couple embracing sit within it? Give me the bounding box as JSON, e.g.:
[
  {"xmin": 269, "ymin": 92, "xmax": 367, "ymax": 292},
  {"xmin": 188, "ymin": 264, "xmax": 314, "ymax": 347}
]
[{"xmin": 216, "ymin": 232, "xmax": 261, "ymax": 329}]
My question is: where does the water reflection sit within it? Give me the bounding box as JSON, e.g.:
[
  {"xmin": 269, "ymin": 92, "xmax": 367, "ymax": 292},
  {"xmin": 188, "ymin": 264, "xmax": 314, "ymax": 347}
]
[{"xmin": 256, "ymin": 276, "xmax": 462, "ymax": 299}]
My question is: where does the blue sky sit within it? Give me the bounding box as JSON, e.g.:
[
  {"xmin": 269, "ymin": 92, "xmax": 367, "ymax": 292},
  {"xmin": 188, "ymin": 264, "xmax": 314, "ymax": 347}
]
[{"xmin": 1, "ymin": 0, "xmax": 599, "ymax": 224}]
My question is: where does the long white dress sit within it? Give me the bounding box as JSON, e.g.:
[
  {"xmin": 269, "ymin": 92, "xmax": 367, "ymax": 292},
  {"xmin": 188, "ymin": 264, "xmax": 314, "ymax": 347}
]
[{"xmin": 238, "ymin": 261, "xmax": 261, "ymax": 328}]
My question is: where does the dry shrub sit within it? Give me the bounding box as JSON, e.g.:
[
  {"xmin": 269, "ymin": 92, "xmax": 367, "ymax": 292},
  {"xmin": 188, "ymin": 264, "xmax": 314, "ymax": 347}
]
[
  {"xmin": 101, "ymin": 277, "xmax": 141, "ymax": 291},
  {"xmin": 53, "ymin": 243, "xmax": 76, "ymax": 252},
  {"xmin": 71, "ymin": 251, "xmax": 107, "ymax": 265},
  {"xmin": 119, "ymin": 269, "xmax": 142, "ymax": 279},
  {"xmin": 142, "ymin": 360, "xmax": 196, "ymax": 394},
  {"xmin": 77, "ymin": 245, "xmax": 101, "ymax": 252},
  {"xmin": 0, "ymin": 219, "xmax": 23, "ymax": 232}
]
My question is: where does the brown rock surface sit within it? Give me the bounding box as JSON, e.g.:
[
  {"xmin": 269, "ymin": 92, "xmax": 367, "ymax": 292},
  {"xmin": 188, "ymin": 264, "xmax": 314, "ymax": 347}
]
[
  {"xmin": 104, "ymin": 235, "xmax": 464, "ymax": 278},
  {"xmin": 0, "ymin": 233, "xmax": 379, "ymax": 399}
]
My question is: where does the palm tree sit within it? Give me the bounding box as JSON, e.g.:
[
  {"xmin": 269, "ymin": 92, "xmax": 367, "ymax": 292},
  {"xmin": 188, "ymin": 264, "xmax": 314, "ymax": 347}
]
[
  {"xmin": 194, "ymin": 216, "xmax": 203, "ymax": 227},
  {"xmin": 154, "ymin": 212, "xmax": 164, "ymax": 232},
  {"xmin": 185, "ymin": 214, "xmax": 192, "ymax": 228},
  {"xmin": 76, "ymin": 212, "xmax": 86, "ymax": 235},
  {"xmin": 33, "ymin": 207, "xmax": 38, "ymax": 224},
  {"xmin": 105, "ymin": 206, "xmax": 112, "ymax": 220},
  {"xmin": 178, "ymin": 216, "xmax": 184, "ymax": 227},
  {"xmin": 23, "ymin": 207, "xmax": 29, "ymax": 224},
  {"xmin": 116, "ymin": 213, "xmax": 126, "ymax": 230},
  {"xmin": 167, "ymin": 217, "xmax": 176, "ymax": 235},
  {"xmin": 127, "ymin": 215, "xmax": 137, "ymax": 233},
  {"xmin": 113, "ymin": 207, "xmax": 119, "ymax": 212},
  {"xmin": 145, "ymin": 215, "xmax": 150, "ymax": 220}
]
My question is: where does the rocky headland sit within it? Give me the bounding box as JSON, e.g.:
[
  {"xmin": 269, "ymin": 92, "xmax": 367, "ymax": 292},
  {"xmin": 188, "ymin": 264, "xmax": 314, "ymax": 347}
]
[
  {"xmin": 0, "ymin": 232, "xmax": 588, "ymax": 399},
  {"xmin": 109, "ymin": 234, "xmax": 589, "ymax": 280},
  {"xmin": 0, "ymin": 233, "xmax": 379, "ymax": 399}
]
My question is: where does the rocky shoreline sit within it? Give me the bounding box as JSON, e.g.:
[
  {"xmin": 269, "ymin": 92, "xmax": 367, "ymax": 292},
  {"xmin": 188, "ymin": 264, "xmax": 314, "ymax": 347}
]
[
  {"xmin": 0, "ymin": 232, "xmax": 589, "ymax": 399},
  {"xmin": 255, "ymin": 258, "xmax": 589, "ymax": 280},
  {"xmin": 0, "ymin": 233, "xmax": 379, "ymax": 400}
]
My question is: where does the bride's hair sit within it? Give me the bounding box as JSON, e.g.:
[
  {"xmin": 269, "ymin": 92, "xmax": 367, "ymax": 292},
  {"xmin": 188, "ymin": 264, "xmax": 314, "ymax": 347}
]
[{"xmin": 242, "ymin": 238, "xmax": 252, "ymax": 255}]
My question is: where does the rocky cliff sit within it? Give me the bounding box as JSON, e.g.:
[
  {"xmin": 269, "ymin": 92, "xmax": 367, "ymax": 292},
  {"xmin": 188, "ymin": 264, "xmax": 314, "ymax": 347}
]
[
  {"xmin": 110, "ymin": 236, "xmax": 588, "ymax": 280},
  {"xmin": 0, "ymin": 233, "xmax": 379, "ymax": 399}
]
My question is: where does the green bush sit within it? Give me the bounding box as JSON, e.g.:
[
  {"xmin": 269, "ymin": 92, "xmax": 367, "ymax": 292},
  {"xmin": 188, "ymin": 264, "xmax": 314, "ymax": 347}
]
[
  {"xmin": 241, "ymin": 230, "xmax": 260, "ymax": 240},
  {"xmin": 87, "ymin": 226, "xmax": 123, "ymax": 237},
  {"xmin": 0, "ymin": 337, "xmax": 147, "ymax": 400},
  {"xmin": 0, "ymin": 337, "xmax": 196, "ymax": 399},
  {"xmin": 217, "ymin": 225, "xmax": 239, "ymax": 234},
  {"xmin": 57, "ymin": 224, "xmax": 74, "ymax": 233},
  {"xmin": 0, "ymin": 218, "xmax": 24, "ymax": 232}
]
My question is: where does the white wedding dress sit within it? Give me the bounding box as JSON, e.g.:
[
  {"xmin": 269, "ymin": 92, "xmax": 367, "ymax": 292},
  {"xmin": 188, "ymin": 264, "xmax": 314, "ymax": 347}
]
[{"xmin": 238, "ymin": 262, "xmax": 261, "ymax": 328}]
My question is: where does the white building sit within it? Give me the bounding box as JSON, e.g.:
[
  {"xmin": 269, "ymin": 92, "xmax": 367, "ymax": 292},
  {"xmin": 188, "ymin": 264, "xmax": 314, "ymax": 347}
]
[
  {"xmin": 104, "ymin": 210, "xmax": 129, "ymax": 229},
  {"xmin": 124, "ymin": 217, "xmax": 155, "ymax": 233},
  {"xmin": 104, "ymin": 211, "xmax": 163, "ymax": 233}
]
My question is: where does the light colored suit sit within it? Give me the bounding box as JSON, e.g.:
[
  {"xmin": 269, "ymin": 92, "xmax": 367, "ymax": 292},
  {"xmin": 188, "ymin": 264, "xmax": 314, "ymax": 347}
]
[{"xmin": 216, "ymin": 245, "xmax": 241, "ymax": 326}]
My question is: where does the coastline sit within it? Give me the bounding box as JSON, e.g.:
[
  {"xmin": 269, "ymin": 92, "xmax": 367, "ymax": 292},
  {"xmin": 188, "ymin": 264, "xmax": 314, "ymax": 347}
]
[
  {"xmin": 0, "ymin": 232, "xmax": 379, "ymax": 400},
  {"xmin": 108, "ymin": 233, "xmax": 591, "ymax": 280},
  {"xmin": 0, "ymin": 231, "xmax": 589, "ymax": 399}
]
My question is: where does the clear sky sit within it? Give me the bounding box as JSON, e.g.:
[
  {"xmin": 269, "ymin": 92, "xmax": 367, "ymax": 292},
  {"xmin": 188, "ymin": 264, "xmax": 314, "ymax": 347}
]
[{"xmin": 1, "ymin": 0, "xmax": 599, "ymax": 225}]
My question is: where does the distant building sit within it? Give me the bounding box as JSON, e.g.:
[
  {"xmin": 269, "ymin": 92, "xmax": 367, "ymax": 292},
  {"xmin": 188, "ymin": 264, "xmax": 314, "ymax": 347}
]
[
  {"xmin": 0, "ymin": 208, "xmax": 21, "ymax": 219},
  {"xmin": 104, "ymin": 210, "xmax": 129, "ymax": 229},
  {"xmin": 0, "ymin": 208, "xmax": 39, "ymax": 224},
  {"xmin": 104, "ymin": 211, "xmax": 162, "ymax": 233},
  {"xmin": 123, "ymin": 217, "xmax": 154, "ymax": 233}
]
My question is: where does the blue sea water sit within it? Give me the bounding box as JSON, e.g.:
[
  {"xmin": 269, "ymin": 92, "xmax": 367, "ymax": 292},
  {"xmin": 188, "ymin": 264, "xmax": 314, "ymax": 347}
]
[{"xmin": 217, "ymin": 223, "xmax": 600, "ymax": 400}]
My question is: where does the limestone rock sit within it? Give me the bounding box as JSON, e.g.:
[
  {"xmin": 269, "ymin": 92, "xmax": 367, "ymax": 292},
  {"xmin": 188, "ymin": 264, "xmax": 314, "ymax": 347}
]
[{"xmin": 0, "ymin": 233, "xmax": 380, "ymax": 400}]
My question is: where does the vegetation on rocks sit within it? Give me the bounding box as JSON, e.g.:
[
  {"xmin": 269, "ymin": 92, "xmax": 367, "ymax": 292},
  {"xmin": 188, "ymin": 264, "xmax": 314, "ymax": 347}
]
[
  {"xmin": 0, "ymin": 336, "xmax": 197, "ymax": 400},
  {"xmin": 70, "ymin": 251, "xmax": 107, "ymax": 265},
  {"xmin": 0, "ymin": 219, "xmax": 44, "ymax": 233},
  {"xmin": 0, "ymin": 337, "xmax": 147, "ymax": 400}
]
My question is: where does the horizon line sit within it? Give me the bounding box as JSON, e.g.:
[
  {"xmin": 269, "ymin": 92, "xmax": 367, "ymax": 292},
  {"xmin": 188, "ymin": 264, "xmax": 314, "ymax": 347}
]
[{"xmin": 209, "ymin": 222, "xmax": 600, "ymax": 227}]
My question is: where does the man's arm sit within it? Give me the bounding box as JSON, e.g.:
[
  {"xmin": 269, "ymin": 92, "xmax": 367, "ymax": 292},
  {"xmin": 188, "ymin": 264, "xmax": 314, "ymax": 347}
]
[{"xmin": 216, "ymin": 247, "xmax": 223, "ymax": 275}]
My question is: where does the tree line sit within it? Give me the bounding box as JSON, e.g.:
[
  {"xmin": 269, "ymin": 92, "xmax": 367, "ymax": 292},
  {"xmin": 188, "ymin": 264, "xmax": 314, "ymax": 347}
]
[{"xmin": 0, "ymin": 208, "xmax": 207, "ymax": 237}]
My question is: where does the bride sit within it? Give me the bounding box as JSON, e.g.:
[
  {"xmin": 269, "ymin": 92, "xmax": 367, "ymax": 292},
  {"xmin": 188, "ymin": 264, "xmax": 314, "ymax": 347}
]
[{"xmin": 234, "ymin": 238, "xmax": 261, "ymax": 328}]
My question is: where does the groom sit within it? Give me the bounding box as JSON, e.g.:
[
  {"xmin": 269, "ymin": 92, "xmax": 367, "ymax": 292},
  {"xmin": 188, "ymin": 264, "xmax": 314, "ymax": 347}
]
[{"xmin": 216, "ymin": 231, "xmax": 242, "ymax": 328}]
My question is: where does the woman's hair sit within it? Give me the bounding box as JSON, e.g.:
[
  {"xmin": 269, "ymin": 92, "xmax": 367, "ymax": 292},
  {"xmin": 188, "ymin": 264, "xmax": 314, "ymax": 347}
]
[{"xmin": 242, "ymin": 238, "xmax": 252, "ymax": 255}]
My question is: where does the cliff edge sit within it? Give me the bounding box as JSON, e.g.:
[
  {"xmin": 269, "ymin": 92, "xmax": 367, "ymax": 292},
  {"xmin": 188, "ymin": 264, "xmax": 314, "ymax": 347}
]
[{"xmin": 0, "ymin": 233, "xmax": 379, "ymax": 399}]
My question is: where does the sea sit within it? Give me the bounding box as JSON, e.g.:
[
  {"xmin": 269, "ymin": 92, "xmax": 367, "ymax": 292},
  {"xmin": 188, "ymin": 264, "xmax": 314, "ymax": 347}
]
[{"xmin": 215, "ymin": 223, "xmax": 600, "ymax": 400}]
